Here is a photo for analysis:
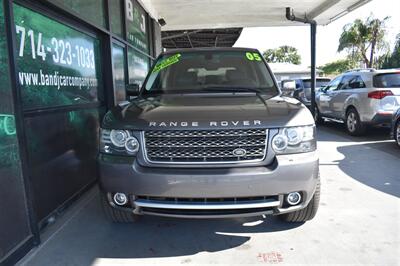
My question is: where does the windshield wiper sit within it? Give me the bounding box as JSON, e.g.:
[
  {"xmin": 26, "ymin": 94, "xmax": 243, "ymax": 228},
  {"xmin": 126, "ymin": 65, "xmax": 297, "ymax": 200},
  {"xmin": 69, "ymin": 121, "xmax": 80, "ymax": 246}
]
[{"xmin": 200, "ymin": 86, "xmax": 264, "ymax": 94}]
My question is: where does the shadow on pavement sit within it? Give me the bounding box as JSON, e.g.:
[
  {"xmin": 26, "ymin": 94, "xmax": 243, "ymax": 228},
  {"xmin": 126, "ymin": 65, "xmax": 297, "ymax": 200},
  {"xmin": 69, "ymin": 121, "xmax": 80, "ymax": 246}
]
[
  {"xmin": 335, "ymin": 142, "xmax": 400, "ymax": 198},
  {"xmin": 317, "ymin": 122, "xmax": 400, "ymax": 159},
  {"xmin": 26, "ymin": 193, "xmax": 304, "ymax": 266},
  {"xmin": 317, "ymin": 123, "xmax": 400, "ymax": 198},
  {"xmin": 317, "ymin": 121, "xmax": 392, "ymax": 142}
]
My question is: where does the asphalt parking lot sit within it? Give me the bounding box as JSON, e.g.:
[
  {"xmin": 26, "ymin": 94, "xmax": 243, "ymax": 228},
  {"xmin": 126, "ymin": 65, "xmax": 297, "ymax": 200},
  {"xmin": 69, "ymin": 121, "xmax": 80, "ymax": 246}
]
[{"xmin": 18, "ymin": 124, "xmax": 400, "ymax": 266}]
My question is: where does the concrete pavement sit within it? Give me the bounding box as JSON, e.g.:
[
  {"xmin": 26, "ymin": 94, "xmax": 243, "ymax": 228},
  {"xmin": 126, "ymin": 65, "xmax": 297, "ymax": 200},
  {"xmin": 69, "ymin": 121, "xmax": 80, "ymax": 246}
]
[{"xmin": 18, "ymin": 125, "xmax": 400, "ymax": 266}]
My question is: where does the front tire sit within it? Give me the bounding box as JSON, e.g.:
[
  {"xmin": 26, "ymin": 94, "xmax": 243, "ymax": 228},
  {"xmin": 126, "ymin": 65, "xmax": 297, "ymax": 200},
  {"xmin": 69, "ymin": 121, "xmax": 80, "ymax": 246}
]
[
  {"xmin": 100, "ymin": 192, "xmax": 139, "ymax": 223},
  {"xmin": 314, "ymin": 106, "xmax": 324, "ymax": 125},
  {"xmin": 345, "ymin": 108, "xmax": 366, "ymax": 136},
  {"xmin": 395, "ymin": 120, "xmax": 400, "ymax": 148},
  {"xmin": 279, "ymin": 178, "xmax": 320, "ymax": 223}
]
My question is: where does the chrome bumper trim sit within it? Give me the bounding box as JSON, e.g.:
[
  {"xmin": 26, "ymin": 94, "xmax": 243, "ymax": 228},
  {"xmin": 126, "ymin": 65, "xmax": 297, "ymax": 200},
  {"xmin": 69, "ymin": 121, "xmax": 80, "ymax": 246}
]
[
  {"xmin": 134, "ymin": 199, "xmax": 280, "ymax": 210},
  {"xmin": 141, "ymin": 210, "xmax": 275, "ymax": 219}
]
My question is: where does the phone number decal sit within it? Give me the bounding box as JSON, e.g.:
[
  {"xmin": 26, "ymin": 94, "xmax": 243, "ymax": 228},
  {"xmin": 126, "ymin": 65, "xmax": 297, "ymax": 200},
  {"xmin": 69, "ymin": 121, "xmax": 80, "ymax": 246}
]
[{"xmin": 16, "ymin": 25, "xmax": 95, "ymax": 70}]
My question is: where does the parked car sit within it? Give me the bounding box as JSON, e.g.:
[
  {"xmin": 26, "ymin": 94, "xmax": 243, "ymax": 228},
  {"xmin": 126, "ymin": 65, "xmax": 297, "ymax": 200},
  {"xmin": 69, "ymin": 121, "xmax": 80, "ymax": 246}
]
[
  {"xmin": 314, "ymin": 69, "xmax": 400, "ymax": 135},
  {"xmin": 98, "ymin": 47, "xmax": 320, "ymax": 223},
  {"xmin": 281, "ymin": 78, "xmax": 331, "ymax": 108},
  {"xmin": 391, "ymin": 107, "xmax": 400, "ymax": 147}
]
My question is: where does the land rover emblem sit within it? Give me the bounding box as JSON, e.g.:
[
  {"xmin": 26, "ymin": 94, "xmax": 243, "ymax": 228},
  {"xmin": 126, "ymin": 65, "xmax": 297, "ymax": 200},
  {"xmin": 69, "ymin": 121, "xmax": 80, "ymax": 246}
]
[{"xmin": 233, "ymin": 148, "xmax": 247, "ymax": 156}]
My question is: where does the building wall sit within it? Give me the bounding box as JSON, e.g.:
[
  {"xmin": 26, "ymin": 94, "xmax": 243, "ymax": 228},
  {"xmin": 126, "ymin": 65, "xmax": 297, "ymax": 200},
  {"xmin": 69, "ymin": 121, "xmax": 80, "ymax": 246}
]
[{"xmin": 0, "ymin": 0, "xmax": 160, "ymax": 265}]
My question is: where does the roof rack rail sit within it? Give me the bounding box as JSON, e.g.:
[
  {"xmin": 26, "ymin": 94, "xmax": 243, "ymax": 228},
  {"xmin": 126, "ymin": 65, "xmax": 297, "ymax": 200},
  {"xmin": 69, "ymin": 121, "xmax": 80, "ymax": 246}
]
[{"xmin": 345, "ymin": 68, "xmax": 376, "ymax": 73}]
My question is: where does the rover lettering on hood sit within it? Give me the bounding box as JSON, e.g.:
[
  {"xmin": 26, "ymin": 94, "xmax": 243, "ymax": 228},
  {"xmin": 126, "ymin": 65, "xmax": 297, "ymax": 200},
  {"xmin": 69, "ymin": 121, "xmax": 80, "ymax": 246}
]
[{"xmin": 149, "ymin": 120, "xmax": 262, "ymax": 127}]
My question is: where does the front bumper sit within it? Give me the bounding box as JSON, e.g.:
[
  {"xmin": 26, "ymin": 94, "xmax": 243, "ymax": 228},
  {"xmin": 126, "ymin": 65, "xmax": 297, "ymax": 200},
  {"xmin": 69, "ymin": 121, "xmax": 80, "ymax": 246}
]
[{"xmin": 99, "ymin": 151, "xmax": 319, "ymax": 218}]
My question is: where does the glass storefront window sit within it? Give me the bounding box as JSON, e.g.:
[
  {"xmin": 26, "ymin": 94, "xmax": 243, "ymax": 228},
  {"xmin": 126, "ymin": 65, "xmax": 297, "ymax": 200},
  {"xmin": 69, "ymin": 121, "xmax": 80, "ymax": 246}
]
[
  {"xmin": 112, "ymin": 44, "xmax": 126, "ymax": 104},
  {"xmin": 49, "ymin": 0, "xmax": 106, "ymax": 28},
  {"xmin": 128, "ymin": 47, "xmax": 149, "ymax": 86},
  {"xmin": 13, "ymin": 4, "xmax": 103, "ymax": 110},
  {"xmin": 0, "ymin": 0, "xmax": 32, "ymax": 259},
  {"xmin": 0, "ymin": 2, "xmax": 23, "ymax": 179},
  {"xmin": 109, "ymin": 0, "xmax": 123, "ymax": 37},
  {"xmin": 125, "ymin": 0, "xmax": 149, "ymax": 53}
]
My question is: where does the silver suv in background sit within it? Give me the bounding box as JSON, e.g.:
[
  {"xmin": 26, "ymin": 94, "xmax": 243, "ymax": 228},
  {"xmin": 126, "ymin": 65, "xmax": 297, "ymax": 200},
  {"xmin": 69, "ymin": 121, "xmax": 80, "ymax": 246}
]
[
  {"xmin": 315, "ymin": 69, "xmax": 400, "ymax": 135},
  {"xmin": 281, "ymin": 78, "xmax": 331, "ymax": 108}
]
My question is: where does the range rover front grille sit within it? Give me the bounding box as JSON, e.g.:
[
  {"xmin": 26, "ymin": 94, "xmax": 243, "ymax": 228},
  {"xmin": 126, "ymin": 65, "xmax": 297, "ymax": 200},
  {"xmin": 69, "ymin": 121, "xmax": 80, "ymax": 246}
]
[{"xmin": 143, "ymin": 129, "xmax": 268, "ymax": 164}]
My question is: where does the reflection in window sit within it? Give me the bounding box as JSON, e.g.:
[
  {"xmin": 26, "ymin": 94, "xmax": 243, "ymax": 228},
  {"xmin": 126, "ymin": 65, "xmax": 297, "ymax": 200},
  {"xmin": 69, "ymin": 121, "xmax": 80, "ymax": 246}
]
[
  {"xmin": 13, "ymin": 4, "xmax": 102, "ymax": 110},
  {"xmin": 112, "ymin": 44, "xmax": 126, "ymax": 104},
  {"xmin": 110, "ymin": 0, "xmax": 123, "ymax": 37},
  {"xmin": 128, "ymin": 47, "xmax": 149, "ymax": 86},
  {"xmin": 125, "ymin": 0, "xmax": 149, "ymax": 53},
  {"xmin": 50, "ymin": 0, "xmax": 106, "ymax": 28}
]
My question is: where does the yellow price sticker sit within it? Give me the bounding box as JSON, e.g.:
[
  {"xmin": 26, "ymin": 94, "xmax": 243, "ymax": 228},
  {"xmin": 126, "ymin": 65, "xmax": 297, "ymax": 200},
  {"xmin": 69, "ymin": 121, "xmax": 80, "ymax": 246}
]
[{"xmin": 152, "ymin": 53, "xmax": 181, "ymax": 73}]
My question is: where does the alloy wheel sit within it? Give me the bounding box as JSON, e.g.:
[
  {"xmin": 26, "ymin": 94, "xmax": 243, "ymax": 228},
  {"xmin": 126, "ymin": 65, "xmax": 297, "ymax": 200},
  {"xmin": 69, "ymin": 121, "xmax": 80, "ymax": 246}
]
[
  {"xmin": 396, "ymin": 121, "xmax": 400, "ymax": 146},
  {"xmin": 347, "ymin": 112, "xmax": 357, "ymax": 133}
]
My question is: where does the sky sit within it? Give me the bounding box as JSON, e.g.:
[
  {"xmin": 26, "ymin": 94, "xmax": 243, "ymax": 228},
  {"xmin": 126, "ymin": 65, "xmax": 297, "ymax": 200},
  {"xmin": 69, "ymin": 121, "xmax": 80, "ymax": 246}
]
[{"xmin": 234, "ymin": 0, "xmax": 400, "ymax": 67}]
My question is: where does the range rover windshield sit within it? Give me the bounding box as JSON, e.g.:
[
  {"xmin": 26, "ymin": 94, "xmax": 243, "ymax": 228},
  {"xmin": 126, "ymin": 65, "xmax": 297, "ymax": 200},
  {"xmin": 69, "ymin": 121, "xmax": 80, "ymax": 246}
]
[{"xmin": 143, "ymin": 50, "xmax": 278, "ymax": 95}]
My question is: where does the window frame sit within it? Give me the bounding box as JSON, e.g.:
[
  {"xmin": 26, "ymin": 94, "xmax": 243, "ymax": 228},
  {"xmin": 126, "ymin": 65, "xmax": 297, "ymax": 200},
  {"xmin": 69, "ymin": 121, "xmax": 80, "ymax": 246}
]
[
  {"xmin": 347, "ymin": 75, "xmax": 366, "ymax": 89},
  {"xmin": 324, "ymin": 76, "xmax": 343, "ymax": 92}
]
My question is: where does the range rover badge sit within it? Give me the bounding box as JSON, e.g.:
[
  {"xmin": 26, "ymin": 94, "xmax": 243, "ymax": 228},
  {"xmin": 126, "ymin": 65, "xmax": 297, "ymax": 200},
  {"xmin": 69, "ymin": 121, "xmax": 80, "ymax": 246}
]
[{"xmin": 233, "ymin": 148, "xmax": 247, "ymax": 156}]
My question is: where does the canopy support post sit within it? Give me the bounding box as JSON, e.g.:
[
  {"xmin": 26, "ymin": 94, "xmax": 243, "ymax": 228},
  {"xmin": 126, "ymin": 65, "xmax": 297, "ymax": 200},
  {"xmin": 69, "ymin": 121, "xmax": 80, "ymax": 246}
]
[{"xmin": 286, "ymin": 7, "xmax": 317, "ymax": 117}]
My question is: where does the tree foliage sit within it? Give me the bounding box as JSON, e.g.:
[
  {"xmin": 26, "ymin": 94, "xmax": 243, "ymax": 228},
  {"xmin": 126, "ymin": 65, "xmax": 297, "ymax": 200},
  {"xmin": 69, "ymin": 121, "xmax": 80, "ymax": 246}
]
[
  {"xmin": 263, "ymin": 45, "xmax": 301, "ymax": 65},
  {"xmin": 381, "ymin": 34, "xmax": 400, "ymax": 69},
  {"xmin": 338, "ymin": 15, "xmax": 390, "ymax": 68},
  {"xmin": 319, "ymin": 58, "xmax": 358, "ymax": 75}
]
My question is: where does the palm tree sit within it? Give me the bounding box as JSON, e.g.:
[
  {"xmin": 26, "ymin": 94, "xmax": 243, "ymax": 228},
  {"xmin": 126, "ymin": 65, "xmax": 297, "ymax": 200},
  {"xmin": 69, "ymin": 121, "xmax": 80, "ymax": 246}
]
[
  {"xmin": 338, "ymin": 15, "xmax": 389, "ymax": 68},
  {"xmin": 263, "ymin": 45, "xmax": 301, "ymax": 65},
  {"xmin": 381, "ymin": 33, "xmax": 400, "ymax": 69}
]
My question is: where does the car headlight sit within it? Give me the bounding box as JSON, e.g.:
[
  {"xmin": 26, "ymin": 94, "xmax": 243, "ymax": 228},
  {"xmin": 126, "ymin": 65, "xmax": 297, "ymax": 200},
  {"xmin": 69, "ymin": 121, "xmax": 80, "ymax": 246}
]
[
  {"xmin": 110, "ymin": 130, "xmax": 130, "ymax": 147},
  {"xmin": 100, "ymin": 129, "xmax": 140, "ymax": 155},
  {"xmin": 272, "ymin": 125, "xmax": 316, "ymax": 154},
  {"xmin": 125, "ymin": 137, "xmax": 139, "ymax": 154}
]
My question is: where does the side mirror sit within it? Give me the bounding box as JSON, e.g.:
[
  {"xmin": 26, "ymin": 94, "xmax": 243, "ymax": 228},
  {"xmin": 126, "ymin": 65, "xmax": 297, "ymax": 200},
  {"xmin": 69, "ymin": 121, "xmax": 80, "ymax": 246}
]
[
  {"xmin": 282, "ymin": 80, "xmax": 296, "ymax": 90},
  {"xmin": 126, "ymin": 83, "xmax": 140, "ymax": 96},
  {"xmin": 282, "ymin": 80, "xmax": 296, "ymax": 92}
]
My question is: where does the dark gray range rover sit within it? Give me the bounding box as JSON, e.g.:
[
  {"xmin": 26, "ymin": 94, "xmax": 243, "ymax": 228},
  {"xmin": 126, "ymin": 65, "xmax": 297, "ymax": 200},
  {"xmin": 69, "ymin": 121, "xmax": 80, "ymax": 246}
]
[{"xmin": 99, "ymin": 48, "xmax": 320, "ymax": 223}]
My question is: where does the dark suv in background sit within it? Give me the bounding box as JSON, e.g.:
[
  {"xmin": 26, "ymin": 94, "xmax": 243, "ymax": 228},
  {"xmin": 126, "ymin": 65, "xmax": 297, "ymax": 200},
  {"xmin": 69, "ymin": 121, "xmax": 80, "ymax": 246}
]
[{"xmin": 281, "ymin": 78, "xmax": 331, "ymax": 108}]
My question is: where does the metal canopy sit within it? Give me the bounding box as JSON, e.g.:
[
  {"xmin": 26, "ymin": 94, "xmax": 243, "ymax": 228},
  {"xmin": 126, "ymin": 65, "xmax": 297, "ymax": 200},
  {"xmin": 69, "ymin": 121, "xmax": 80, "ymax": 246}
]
[
  {"xmin": 138, "ymin": 0, "xmax": 372, "ymax": 117},
  {"xmin": 162, "ymin": 28, "xmax": 242, "ymax": 48},
  {"xmin": 140, "ymin": 0, "xmax": 371, "ymax": 30}
]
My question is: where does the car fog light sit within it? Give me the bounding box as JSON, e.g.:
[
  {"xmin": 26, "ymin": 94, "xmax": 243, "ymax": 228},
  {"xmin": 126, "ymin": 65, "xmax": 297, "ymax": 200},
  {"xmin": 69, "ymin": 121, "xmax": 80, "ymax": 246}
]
[
  {"xmin": 125, "ymin": 137, "xmax": 139, "ymax": 154},
  {"xmin": 272, "ymin": 134, "xmax": 288, "ymax": 152},
  {"xmin": 113, "ymin": 193, "xmax": 128, "ymax": 206},
  {"xmin": 287, "ymin": 192, "xmax": 301, "ymax": 205}
]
